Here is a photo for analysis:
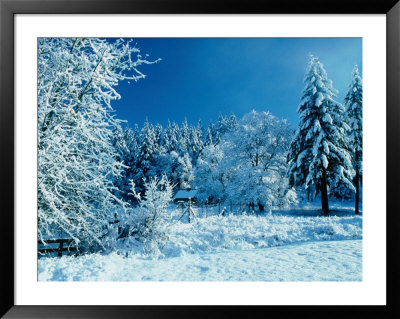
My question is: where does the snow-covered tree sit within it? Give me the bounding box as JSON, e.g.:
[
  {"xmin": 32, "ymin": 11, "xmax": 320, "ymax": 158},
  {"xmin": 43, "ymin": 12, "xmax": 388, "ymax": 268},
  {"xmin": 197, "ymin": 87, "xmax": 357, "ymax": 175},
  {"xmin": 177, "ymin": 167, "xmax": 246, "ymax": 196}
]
[
  {"xmin": 204, "ymin": 123, "xmax": 215, "ymax": 146},
  {"xmin": 167, "ymin": 152, "xmax": 194, "ymax": 190},
  {"xmin": 215, "ymin": 113, "xmax": 238, "ymax": 136},
  {"xmin": 38, "ymin": 38, "xmax": 158, "ymax": 248},
  {"xmin": 177, "ymin": 118, "xmax": 190, "ymax": 155},
  {"xmin": 154, "ymin": 123, "xmax": 164, "ymax": 153},
  {"xmin": 194, "ymin": 144, "xmax": 226, "ymax": 204},
  {"xmin": 112, "ymin": 126, "xmax": 140, "ymax": 203},
  {"xmin": 216, "ymin": 113, "xmax": 229, "ymax": 136},
  {"xmin": 159, "ymin": 123, "xmax": 171, "ymax": 153},
  {"xmin": 110, "ymin": 125, "xmax": 130, "ymax": 200},
  {"xmin": 133, "ymin": 119, "xmax": 158, "ymax": 193},
  {"xmin": 166, "ymin": 121, "xmax": 180, "ymax": 152},
  {"xmin": 344, "ymin": 65, "xmax": 363, "ymax": 214},
  {"xmin": 288, "ymin": 55, "xmax": 354, "ymax": 215},
  {"xmin": 188, "ymin": 124, "xmax": 204, "ymax": 162},
  {"xmin": 221, "ymin": 110, "xmax": 296, "ymax": 211},
  {"xmin": 227, "ymin": 113, "xmax": 239, "ymax": 132},
  {"xmin": 130, "ymin": 175, "xmax": 174, "ymax": 254},
  {"xmin": 194, "ymin": 110, "xmax": 295, "ymax": 211}
]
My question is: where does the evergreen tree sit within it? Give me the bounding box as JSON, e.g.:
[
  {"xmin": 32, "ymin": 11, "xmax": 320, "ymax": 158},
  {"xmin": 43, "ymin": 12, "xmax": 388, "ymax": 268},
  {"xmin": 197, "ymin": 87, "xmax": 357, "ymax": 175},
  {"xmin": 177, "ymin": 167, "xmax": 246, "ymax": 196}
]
[
  {"xmin": 189, "ymin": 124, "xmax": 204, "ymax": 162},
  {"xmin": 216, "ymin": 113, "xmax": 229, "ymax": 136},
  {"xmin": 228, "ymin": 113, "xmax": 239, "ymax": 132},
  {"xmin": 211, "ymin": 119, "xmax": 222, "ymax": 145},
  {"xmin": 178, "ymin": 118, "xmax": 190, "ymax": 155},
  {"xmin": 344, "ymin": 65, "xmax": 363, "ymax": 214},
  {"xmin": 112, "ymin": 126, "xmax": 141, "ymax": 203},
  {"xmin": 111, "ymin": 125, "xmax": 131, "ymax": 201},
  {"xmin": 204, "ymin": 123, "xmax": 215, "ymax": 146},
  {"xmin": 169, "ymin": 121, "xmax": 180, "ymax": 152},
  {"xmin": 288, "ymin": 55, "xmax": 354, "ymax": 215},
  {"xmin": 131, "ymin": 124, "xmax": 141, "ymax": 163},
  {"xmin": 216, "ymin": 113, "xmax": 239, "ymax": 137},
  {"xmin": 159, "ymin": 122, "xmax": 171, "ymax": 153},
  {"xmin": 197, "ymin": 119, "xmax": 204, "ymax": 137},
  {"xmin": 154, "ymin": 123, "xmax": 164, "ymax": 155},
  {"xmin": 134, "ymin": 119, "xmax": 157, "ymax": 193}
]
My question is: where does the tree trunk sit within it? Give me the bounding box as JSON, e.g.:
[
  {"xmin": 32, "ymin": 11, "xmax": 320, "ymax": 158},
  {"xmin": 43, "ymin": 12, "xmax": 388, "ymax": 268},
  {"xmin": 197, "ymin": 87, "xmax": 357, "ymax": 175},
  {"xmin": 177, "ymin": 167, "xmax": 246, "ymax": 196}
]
[
  {"xmin": 355, "ymin": 171, "xmax": 360, "ymax": 215},
  {"xmin": 251, "ymin": 202, "xmax": 255, "ymax": 213},
  {"xmin": 320, "ymin": 172, "xmax": 329, "ymax": 216}
]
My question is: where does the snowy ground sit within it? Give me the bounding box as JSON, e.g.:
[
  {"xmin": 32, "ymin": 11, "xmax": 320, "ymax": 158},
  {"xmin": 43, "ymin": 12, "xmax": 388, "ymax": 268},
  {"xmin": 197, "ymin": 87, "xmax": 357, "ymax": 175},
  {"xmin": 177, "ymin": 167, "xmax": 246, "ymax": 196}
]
[
  {"xmin": 38, "ymin": 201, "xmax": 362, "ymax": 281},
  {"xmin": 38, "ymin": 239, "xmax": 361, "ymax": 281}
]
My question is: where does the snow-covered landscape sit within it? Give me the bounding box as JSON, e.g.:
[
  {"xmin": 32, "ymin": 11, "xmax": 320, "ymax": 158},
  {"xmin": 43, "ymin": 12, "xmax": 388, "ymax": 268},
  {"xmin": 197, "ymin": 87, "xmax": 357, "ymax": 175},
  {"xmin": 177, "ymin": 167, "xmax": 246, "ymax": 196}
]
[
  {"xmin": 37, "ymin": 38, "xmax": 363, "ymax": 282},
  {"xmin": 38, "ymin": 201, "xmax": 362, "ymax": 281},
  {"xmin": 39, "ymin": 240, "xmax": 362, "ymax": 282}
]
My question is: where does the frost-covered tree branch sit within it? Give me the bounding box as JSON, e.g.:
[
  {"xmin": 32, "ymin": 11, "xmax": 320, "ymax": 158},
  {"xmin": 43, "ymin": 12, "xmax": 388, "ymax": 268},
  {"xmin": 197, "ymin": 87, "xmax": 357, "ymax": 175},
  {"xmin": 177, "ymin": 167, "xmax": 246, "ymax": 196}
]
[
  {"xmin": 38, "ymin": 38, "xmax": 159, "ymax": 248},
  {"xmin": 195, "ymin": 110, "xmax": 296, "ymax": 211},
  {"xmin": 130, "ymin": 175, "xmax": 174, "ymax": 254}
]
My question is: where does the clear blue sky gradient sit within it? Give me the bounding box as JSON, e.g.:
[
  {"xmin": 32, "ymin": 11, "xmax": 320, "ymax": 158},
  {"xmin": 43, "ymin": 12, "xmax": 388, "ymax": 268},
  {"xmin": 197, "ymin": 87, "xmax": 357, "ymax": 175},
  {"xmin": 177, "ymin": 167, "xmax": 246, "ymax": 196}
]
[{"xmin": 112, "ymin": 38, "xmax": 362, "ymax": 128}]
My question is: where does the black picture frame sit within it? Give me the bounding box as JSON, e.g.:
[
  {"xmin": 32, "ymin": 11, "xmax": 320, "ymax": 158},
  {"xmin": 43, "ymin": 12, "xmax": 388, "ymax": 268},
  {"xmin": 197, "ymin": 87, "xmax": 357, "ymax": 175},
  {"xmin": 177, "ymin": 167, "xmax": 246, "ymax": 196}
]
[{"xmin": 1, "ymin": 0, "xmax": 399, "ymax": 318}]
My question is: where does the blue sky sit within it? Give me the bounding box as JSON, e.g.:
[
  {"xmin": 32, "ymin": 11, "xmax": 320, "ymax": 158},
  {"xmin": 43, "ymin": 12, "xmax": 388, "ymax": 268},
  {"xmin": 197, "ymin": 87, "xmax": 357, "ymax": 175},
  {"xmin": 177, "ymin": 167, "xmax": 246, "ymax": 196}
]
[{"xmin": 112, "ymin": 38, "xmax": 362, "ymax": 128}]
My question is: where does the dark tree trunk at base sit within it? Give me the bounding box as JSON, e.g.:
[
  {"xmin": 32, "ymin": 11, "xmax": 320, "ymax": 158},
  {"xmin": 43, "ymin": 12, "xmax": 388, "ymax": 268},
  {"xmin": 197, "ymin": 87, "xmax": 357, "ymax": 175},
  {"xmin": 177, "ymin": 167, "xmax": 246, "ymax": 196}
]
[
  {"xmin": 355, "ymin": 171, "xmax": 360, "ymax": 215},
  {"xmin": 320, "ymin": 172, "xmax": 329, "ymax": 216}
]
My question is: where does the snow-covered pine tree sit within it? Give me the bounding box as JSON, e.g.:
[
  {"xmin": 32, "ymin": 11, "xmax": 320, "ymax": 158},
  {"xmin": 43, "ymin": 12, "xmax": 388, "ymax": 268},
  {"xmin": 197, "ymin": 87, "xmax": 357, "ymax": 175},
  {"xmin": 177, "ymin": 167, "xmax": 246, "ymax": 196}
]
[
  {"xmin": 204, "ymin": 123, "xmax": 215, "ymax": 146},
  {"xmin": 38, "ymin": 38, "xmax": 158, "ymax": 248},
  {"xmin": 216, "ymin": 113, "xmax": 229, "ymax": 136},
  {"xmin": 134, "ymin": 119, "xmax": 157, "ymax": 193},
  {"xmin": 197, "ymin": 119, "xmax": 204, "ymax": 137},
  {"xmin": 178, "ymin": 118, "xmax": 190, "ymax": 155},
  {"xmin": 344, "ymin": 65, "xmax": 363, "ymax": 214},
  {"xmin": 169, "ymin": 121, "xmax": 180, "ymax": 152},
  {"xmin": 112, "ymin": 126, "xmax": 140, "ymax": 203},
  {"xmin": 188, "ymin": 124, "xmax": 204, "ymax": 162},
  {"xmin": 154, "ymin": 123, "xmax": 164, "ymax": 154},
  {"xmin": 211, "ymin": 119, "xmax": 222, "ymax": 145},
  {"xmin": 216, "ymin": 113, "xmax": 239, "ymax": 137},
  {"xmin": 287, "ymin": 55, "xmax": 354, "ymax": 215},
  {"xmin": 227, "ymin": 113, "xmax": 239, "ymax": 132},
  {"xmin": 159, "ymin": 122, "xmax": 171, "ymax": 153},
  {"xmin": 110, "ymin": 125, "xmax": 131, "ymax": 201}
]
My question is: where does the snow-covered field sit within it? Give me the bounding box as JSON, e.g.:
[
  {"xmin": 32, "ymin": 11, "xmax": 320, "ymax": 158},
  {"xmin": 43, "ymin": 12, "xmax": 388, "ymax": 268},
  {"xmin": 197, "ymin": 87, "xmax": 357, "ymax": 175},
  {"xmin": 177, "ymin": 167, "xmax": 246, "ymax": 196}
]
[
  {"xmin": 38, "ymin": 239, "xmax": 361, "ymax": 281},
  {"xmin": 38, "ymin": 203, "xmax": 362, "ymax": 281}
]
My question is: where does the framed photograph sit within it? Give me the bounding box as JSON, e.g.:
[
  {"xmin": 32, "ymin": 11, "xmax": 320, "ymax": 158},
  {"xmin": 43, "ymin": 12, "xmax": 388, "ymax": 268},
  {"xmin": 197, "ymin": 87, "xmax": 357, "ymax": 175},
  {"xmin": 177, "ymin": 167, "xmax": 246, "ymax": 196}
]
[{"xmin": 1, "ymin": 0, "xmax": 399, "ymax": 318}]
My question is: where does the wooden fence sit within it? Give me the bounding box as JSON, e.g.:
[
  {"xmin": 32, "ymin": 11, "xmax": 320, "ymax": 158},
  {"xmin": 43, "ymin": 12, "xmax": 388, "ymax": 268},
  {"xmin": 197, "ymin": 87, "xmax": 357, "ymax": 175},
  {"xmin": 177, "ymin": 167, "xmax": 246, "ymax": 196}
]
[{"xmin": 38, "ymin": 238, "xmax": 77, "ymax": 257}]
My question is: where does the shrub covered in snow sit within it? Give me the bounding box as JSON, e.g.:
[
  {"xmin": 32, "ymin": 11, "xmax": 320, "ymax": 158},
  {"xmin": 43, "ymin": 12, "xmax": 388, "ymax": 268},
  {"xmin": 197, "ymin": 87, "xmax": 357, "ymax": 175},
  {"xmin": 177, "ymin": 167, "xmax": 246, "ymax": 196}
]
[
  {"xmin": 161, "ymin": 211, "xmax": 362, "ymax": 257},
  {"xmin": 102, "ymin": 175, "xmax": 175, "ymax": 255},
  {"xmin": 99, "ymin": 203, "xmax": 362, "ymax": 258},
  {"xmin": 130, "ymin": 175, "xmax": 174, "ymax": 254}
]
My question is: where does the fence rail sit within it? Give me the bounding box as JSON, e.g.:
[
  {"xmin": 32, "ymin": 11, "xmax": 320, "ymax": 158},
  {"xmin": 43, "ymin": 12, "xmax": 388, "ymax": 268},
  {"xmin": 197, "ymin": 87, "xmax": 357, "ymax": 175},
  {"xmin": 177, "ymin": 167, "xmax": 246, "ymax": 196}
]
[{"xmin": 38, "ymin": 238, "xmax": 77, "ymax": 257}]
